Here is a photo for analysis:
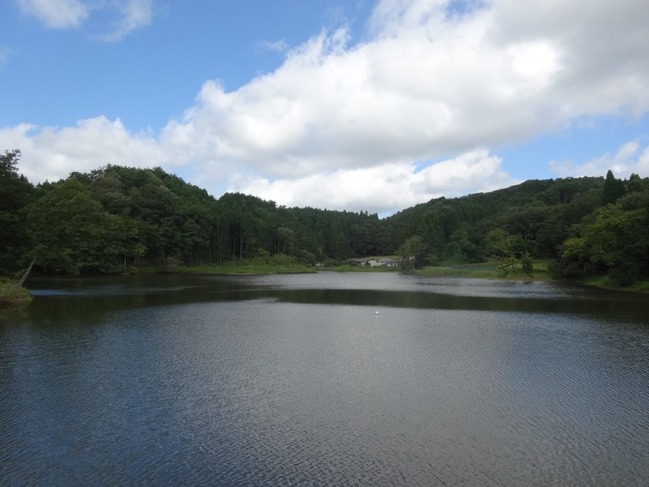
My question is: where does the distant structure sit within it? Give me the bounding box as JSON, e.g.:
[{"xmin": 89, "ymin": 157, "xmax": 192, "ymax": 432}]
[{"xmin": 346, "ymin": 258, "xmax": 399, "ymax": 268}]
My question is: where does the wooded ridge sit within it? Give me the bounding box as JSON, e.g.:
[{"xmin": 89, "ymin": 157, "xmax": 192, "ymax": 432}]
[{"xmin": 2, "ymin": 149, "xmax": 648, "ymax": 285}]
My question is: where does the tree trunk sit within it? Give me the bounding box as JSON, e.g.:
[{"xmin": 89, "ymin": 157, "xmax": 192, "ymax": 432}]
[{"xmin": 17, "ymin": 250, "xmax": 38, "ymax": 287}]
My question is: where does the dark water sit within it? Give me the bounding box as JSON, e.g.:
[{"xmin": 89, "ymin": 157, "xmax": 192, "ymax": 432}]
[{"xmin": 1, "ymin": 273, "xmax": 648, "ymax": 486}]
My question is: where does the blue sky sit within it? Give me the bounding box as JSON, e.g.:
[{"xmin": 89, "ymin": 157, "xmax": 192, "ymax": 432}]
[{"xmin": 2, "ymin": 0, "xmax": 649, "ymax": 215}]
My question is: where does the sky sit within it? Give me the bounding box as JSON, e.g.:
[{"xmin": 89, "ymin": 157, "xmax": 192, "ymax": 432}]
[{"xmin": 2, "ymin": 0, "xmax": 649, "ymax": 216}]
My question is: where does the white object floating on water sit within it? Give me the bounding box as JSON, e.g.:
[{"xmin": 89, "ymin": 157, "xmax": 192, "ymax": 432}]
[{"xmin": 375, "ymin": 311, "xmax": 379, "ymax": 315}]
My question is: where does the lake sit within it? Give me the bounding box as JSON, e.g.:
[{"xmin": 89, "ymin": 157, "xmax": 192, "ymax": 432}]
[{"xmin": 1, "ymin": 272, "xmax": 648, "ymax": 486}]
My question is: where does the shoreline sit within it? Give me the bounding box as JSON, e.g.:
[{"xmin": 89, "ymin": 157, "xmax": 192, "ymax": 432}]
[
  {"xmin": 5, "ymin": 261, "xmax": 647, "ymax": 307},
  {"xmin": 0, "ymin": 280, "xmax": 33, "ymax": 308}
]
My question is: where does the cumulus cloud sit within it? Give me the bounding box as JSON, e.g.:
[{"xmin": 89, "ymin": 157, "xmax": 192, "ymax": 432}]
[
  {"xmin": 160, "ymin": 0, "xmax": 649, "ymax": 172},
  {"xmin": 550, "ymin": 140, "xmax": 649, "ymax": 179},
  {"xmin": 6, "ymin": 0, "xmax": 649, "ymax": 213},
  {"xmin": 237, "ymin": 149, "xmax": 517, "ymax": 213},
  {"xmin": 17, "ymin": 0, "xmax": 153, "ymax": 40},
  {"xmin": 0, "ymin": 117, "xmax": 163, "ymax": 183}
]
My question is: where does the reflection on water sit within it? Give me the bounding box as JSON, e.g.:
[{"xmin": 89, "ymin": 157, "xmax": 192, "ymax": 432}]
[
  {"xmin": 5, "ymin": 272, "xmax": 648, "ymax": 326},
  {"xmin": 1, "ymin": 273, "xmax": 649, "ymax": 485}
]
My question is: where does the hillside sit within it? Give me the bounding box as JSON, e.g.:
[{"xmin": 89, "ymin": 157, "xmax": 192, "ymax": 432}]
[{"xmin": 2, "ymin": 149, "xmax": 648, "ymax": 284}]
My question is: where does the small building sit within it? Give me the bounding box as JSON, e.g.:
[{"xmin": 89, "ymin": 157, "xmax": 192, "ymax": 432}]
[
  {"xmin": 378, "ymin": 258, "xmax": 399, "ymax": 267},
  {"xmin": 346, "ymin": 257, "xmax": 400, "ymax": 268}
]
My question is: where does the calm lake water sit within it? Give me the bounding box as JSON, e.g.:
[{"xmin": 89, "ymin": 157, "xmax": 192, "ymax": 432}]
[{"xmin": 1, "ymin": 272, "xmax": 648, "ymax": 486}]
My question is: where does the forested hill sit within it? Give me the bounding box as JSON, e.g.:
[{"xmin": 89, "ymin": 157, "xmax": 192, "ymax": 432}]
[
  {"xmin": 2, "ymin": 149, "xmax": 649, "ymax": 284},
  {"xmin": 383, "ymin": 176, "xmax": 606, "ymax": 262}
]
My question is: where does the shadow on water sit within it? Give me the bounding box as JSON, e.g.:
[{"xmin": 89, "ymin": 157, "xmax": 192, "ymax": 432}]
[
  {"xmin": 3, "ymin": 273, "xmax": 646, "ymax": 328},
  {"xmin": 275, "ymin": 287, "xmax": 647, "ymax": 317}
]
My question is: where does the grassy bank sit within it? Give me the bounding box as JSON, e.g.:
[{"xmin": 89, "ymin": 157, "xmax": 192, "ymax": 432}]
[
  {"xmin": 318, "ymin": 264, "xmax": 399, "ymax": 273},
  {"xmin": 416, "ymin": 262, "xmax": 649, "ymax": 293},
  {"xmin": 183, "ymin": 261, "xmax": 317, "ymax": 275},
  {"xmin": 83, "ymin": 258, "xmax": 649, "ymax": 294},
  {"xmin": 177, "ymin": 254, "xmax": 402, "ymax": 275},
  {"xmin": 183, "ymin": 259, "xmax": 549, "ymax": 279},
  {"xmin": 186, "ymin": 263, "xmax": 398, "ymax": 275},
  {"xmin": 578, "ymin": 275, "xmax": 649, "ymax": 293},
  {"xmin": 415, "ymin": 261, "xmax": 553, "ymax": 281},
  {"xmin": 188, "ymin": 264, "xmax": 316, "ymax": 275},
  {"xmin": 0, "ymin": 279, "xmax": 33, "ymax": 307}
]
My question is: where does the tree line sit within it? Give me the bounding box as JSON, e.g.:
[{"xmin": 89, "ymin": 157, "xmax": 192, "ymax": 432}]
[{"xmin": 2, "ymin": 149, "xmax": 648, "ymax": 284}]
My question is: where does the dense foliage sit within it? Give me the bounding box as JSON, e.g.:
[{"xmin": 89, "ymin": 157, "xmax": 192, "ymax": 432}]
[
  {"xmin": 0, "ymin": 150, "xmax": 35, "ymax": 276},
  {"xmin": 3, "ymin": 149, "xmax": 649, "ymax": 285}
]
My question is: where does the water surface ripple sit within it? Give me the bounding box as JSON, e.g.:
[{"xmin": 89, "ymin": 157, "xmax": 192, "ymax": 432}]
[{"xmin": 1, "ymin": 273, "xmax": 648, "ymax": 485}]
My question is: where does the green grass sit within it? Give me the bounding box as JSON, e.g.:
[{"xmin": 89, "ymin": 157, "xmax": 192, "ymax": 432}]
[
  {"xmin": 416, "ymin": 266, "xmax": 498, "ymax": 278},
  {"xmin": 187, "ymin": 263, "xmax": 316, "ymax": 275},
  {"xmin": 0, "ymin": 279, "xmax": 33, "ymax": 307},
  {"xmin": 318, "ymin": 264, "xmax": 399, "ymax": 273},
  {"xmin": 189, "ymin": 262, "xmax": 399, "ymax": 275},
  {"xmin": 579, "ymin": 275, "xmax": 649, "ymax": 293},
  {"xmin": 184, "ymin": 258, "xmax": 316, "ymax": 275},
  {"xmin": 633, "ymin": 281, "xmax": 649, "ymax": 292},
  {"xmin": 174, "ymin": 255, "xmax": 403, "ymax": 275},
  {"xmin": 415, "ymin": 261, "xmax": 552, "ymax": 280}
]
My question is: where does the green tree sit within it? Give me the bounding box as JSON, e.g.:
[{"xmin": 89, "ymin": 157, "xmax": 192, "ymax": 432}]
[
  {"xmin": 556, "ymin": 196, "xmax": 649, "ymax": 284},
  {"xmin": 627, "ymin": 173, "xmax": 645, "ymax": 193},
  {"xmin": 276, "ymin": 226, "xmax": 297, "ymax": 255},
  {"xmin": 521, "ymin": 252, "xmax": 534, "ymax": 276},
  {"xmin": 399, "ymin": 235, "xmax": 425, "ymax": 270},
  {"xmin": 332, "ymin": 230, "xmax": 352, "ymax": 261},
  {"xmin": 28, "ymin": 178, "xmax": 110, "ymax": 274},
  {"xmin": 0, "ymin": 150, "xmax": 34, "ymax": 275},
  {"xmin": 602, "ymin": 169, "xmax": 626, "ymax": 205},
  {"xmin": 484, "ymin": 228, "xmax": 519, "ymax": 276},
  {"xmin": 447, "ymin": 223, "xmax": 481, "ymax": 263}
]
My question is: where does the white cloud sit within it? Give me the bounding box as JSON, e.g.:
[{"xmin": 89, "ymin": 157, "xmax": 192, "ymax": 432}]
[
  {"xmin": 258, "ymin": 40, "xmax": 290, "ymax": 53},
  {"xmin": 98, "ymin": 0, "xmax": 153, "ymax": 42},
  {"xmin": 17, "ymin": 0, "xmax": 153, "ymax": 40},
  {"xmin": 159, "ymin": 0, "xmax": 649, "ymax": 178},
  {"xmin": 235, "ymin": 149, "xmax": 517, "ymax": 213},
  {"xmin": 18, "ymin": 0, "xmax": 90, "ymax": 29},
  {"xmin": 0, "ymin": 117, "xmax": 163, "ymax": 183},
  {"xmin": 550, "ymin": 140, "xmax": 649, "ymax": 179},
  {"xmin": 6, "ymin": 0, "xmax": 649, "ymax": 214}
]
